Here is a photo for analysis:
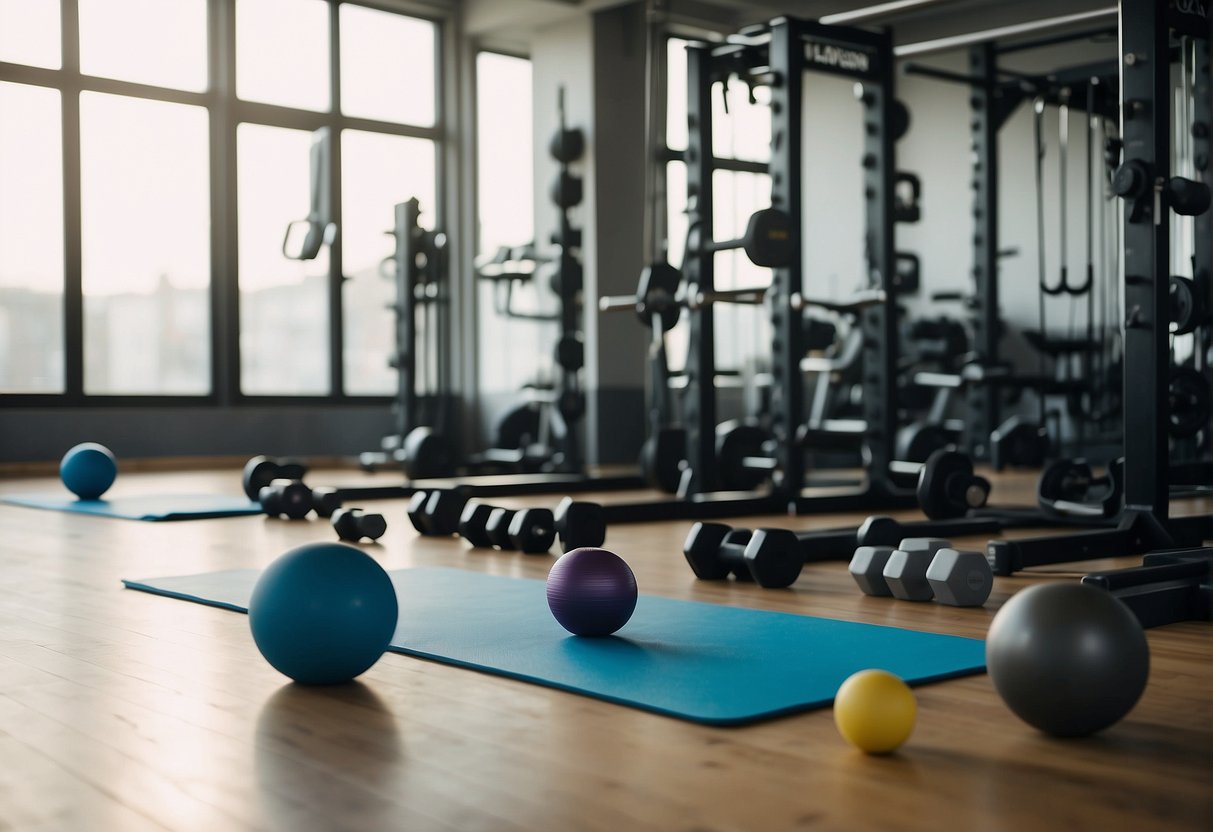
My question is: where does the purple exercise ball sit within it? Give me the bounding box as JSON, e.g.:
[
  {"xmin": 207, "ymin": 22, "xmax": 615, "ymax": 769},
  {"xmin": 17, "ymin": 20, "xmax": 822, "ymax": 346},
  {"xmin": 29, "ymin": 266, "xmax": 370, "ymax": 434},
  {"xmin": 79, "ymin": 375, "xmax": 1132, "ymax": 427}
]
[{"xmin": 546, "ymin": 548, "xmax": 638, "ymax": 636}]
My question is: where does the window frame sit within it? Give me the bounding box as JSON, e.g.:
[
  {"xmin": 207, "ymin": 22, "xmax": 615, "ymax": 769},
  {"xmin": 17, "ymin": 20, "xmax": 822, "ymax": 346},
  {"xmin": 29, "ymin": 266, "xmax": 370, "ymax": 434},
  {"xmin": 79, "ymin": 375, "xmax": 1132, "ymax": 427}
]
[{"xmin": 0, "ymin": 0, "xmax": 446, "ymax": 407}]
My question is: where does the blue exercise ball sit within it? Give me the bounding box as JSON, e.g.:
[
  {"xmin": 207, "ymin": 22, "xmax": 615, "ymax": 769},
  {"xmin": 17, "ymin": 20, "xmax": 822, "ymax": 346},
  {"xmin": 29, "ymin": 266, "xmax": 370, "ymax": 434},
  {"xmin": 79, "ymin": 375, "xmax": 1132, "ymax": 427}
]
[
  {"xmin": 60, "ymin": 442, "xmax": 118, "ymax": 500},
  {"xmin": 249, "ymin": 542, "xmax": 399, "ymax": 685},
  {"xmin": 986, "ymin": 582, "xmax": 1149, "ymax": 737},
  {"xmin": 547, "ymin": 547, "xmax": 638, "ymax": 636}
]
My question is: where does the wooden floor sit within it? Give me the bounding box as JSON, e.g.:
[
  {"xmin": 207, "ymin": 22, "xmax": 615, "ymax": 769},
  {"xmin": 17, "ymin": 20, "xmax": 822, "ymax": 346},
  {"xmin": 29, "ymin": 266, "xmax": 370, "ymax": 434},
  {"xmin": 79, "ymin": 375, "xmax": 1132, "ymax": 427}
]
[{"xmin": 0, "ymin": 466, "xmax": 1209, "ymax": 832}]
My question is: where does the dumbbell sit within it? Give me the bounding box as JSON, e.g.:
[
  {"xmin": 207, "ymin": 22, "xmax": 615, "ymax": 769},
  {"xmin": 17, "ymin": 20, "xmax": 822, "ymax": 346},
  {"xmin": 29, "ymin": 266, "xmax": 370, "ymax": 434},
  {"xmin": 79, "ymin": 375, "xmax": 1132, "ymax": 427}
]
[
  {"xmin": 916, "ymin": 449, "xmax": 991, "ymax": 520},
  {"xmin": 683, "ymin": 523, "xmax": 802, "ymax": 589},
  {"xmin": 242, "ymin": 455, "xmax": 308, "ymax": 501},
  {"xmin": 460, "ymin": 497, "xmax": 607, "ymax": 554},
  {"xmin": 458, "ymin": 502, "xmax": 553, "ymax": 553},
  {"xmin": 259, "ymin": 480, "xmax": 341, "ymax": 520},
  {"xmin": 849, "ymin": 538, "xmax": 992, "ymax": 606},
  {"xmin": 407, "ymin": 488, "xmax": 467, "ymax": 537},
  {"xmin": 331, "ymin": 508, "xmax": 387, "ymax": 542},
  {"xmin": 685, "ymin": 207, "xmax": 794, "ymax": 269}
]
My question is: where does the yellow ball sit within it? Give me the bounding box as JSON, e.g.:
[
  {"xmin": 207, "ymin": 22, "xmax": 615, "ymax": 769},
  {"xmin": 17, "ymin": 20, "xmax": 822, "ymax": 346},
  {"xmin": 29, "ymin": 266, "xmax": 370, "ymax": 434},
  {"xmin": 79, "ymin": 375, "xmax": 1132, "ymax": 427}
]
[{"xmin": 833, "ymin": 669, "xmax": 917, "ymax": 754}]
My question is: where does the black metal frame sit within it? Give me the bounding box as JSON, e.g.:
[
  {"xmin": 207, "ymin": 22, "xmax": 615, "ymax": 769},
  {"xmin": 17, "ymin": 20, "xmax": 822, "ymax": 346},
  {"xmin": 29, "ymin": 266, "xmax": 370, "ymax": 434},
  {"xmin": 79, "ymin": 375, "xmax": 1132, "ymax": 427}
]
[
  {"xmin": 987, "ymin": 0, "xmax": 1213, "ymax": 575},
  {"xmin": 592, "ymin": 17, "xmax": 921, "ymax": 523},
  {"xmin": 0, "ymin": 0, "xmax": 444, "ymax": 407},
  {"xmin": 903, "ymin": 50, "xmax": 1120, "ymax": 461}
]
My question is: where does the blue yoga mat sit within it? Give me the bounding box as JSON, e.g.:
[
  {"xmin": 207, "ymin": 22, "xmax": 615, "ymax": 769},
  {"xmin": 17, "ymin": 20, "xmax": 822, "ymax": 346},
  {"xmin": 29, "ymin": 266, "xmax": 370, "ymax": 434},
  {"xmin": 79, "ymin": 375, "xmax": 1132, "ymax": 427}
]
[
  {"xmin": 124, "ymin": 567, "xmax": 986, "ymax": 724},
  {"xmin": 2, "ymin": 493, "xmax": 262, "ymax": 521}
]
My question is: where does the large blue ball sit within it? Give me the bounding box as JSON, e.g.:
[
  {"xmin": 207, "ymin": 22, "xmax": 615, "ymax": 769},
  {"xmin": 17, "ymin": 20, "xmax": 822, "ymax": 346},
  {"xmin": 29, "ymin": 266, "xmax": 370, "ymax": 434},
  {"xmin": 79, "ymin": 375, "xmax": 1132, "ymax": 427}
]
[
  {"xmin": 249, "ymin": 543, "xmax": 399, "ymax": 685},
  {"xmin": 547, "ymin": 547, "xmax": 638, "ymax": 636},
  {"xmin": 60, "ymin": 442, "xmax": 118, "ymax": 500}
]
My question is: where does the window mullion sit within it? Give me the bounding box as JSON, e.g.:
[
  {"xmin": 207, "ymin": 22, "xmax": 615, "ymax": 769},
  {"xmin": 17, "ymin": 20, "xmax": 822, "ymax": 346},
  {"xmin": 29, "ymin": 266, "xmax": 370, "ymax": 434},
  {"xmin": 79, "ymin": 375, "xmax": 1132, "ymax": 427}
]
[
  {"xmin": 60, "ymin": 0, "xmax": 83, "ymax": 400},
  {"xmin": 328, "ymin": 1, "xmax": 345, "ymax": 398}
]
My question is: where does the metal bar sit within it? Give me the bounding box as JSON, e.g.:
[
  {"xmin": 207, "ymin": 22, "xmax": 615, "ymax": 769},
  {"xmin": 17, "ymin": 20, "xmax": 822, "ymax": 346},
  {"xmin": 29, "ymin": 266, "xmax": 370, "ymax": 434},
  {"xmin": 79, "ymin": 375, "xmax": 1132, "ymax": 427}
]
[
  {"xmin": 767, "ymin": 18, "xmax": 807, "ymax": 496},
  {"xmin": 60, "ymin": 0, "xmax": 82, "ymax": 400},
  {"xmin": 681, "ymin": 42, "xmax": 719, "ymax": 494},
  {"xmin": 900, "ymin": 62, "xmax": 983, "ymax": 87},
  {"xmin": 965, "ymin": 42, "xmax": 1001, "ymax": 460},
  {"xmin": 894, "ymin": 8, "xmax": 1117, "ymax": 58},
  {"xmin": 995, "ymin": 25, "xmax": 1118, "ymax": 56},
  {"xmin": 210, "ymin": 0, "xmax": 237, "ymax": 404},
  {"xmin": 328, "ymin": 1, "xmax": 345, "ymax": 397},
  {"xmin": 1119, "ymin": 0, "xmax": 1171, "ymax": 519},
  {"xmin": 819, "ymin": 0, "xmax": 962, "ymax": 27}
]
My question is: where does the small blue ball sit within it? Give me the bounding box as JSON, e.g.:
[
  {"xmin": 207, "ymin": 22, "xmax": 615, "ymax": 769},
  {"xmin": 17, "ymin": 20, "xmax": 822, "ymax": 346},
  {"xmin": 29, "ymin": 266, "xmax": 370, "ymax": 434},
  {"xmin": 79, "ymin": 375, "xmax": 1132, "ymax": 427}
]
[
  {"xmin": 249, "ymin": 542, "xmax": 399, "ymax": 685},
  {"xmin": 60, "ymin": 442, "xmax": 118, "ymax": 500},
  {"xmin": 547, "ymin": 548, "xmax": 638, "ymax": 636}
]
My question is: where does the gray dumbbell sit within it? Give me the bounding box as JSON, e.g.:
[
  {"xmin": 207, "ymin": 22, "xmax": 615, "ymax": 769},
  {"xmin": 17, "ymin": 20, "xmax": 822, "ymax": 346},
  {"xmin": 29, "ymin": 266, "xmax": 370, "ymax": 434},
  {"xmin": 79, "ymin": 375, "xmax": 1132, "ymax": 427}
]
[
  {"xmin": 925, "ymin": 548, "xmax": 993, "ymax": 607},
  {"xmin": 883, "ymin": 538, "xmax": 951, "ymax": 602},
  {"xmin": 849, "ymin": 546, "xmax": 897, "ymax": 596}
]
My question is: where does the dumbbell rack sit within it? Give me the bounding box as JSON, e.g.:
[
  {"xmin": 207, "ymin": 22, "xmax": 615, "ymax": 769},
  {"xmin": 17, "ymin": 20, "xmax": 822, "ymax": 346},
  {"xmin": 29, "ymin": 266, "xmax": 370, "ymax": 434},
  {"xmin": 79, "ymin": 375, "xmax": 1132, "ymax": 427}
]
[{"xmin": 993, "ymin": 0, "xmax": 1213, "ymax": 575}]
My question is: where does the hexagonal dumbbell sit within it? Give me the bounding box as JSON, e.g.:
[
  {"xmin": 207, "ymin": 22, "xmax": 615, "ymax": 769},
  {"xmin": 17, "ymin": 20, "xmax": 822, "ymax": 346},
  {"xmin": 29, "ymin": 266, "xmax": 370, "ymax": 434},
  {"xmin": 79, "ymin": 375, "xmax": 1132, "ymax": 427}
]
[
  {"xmin": 259, "ymin": 480, "xmax": 313, "ymax": 519},
  {"xmin": 554, "ymin": 497, "xmax": 607, "ymax": 552},
  {"xmin": 682, "ymin": 522, "xmax": 803, "ymax": 589},
  {"xmin": 925, "ymin": 548, "xmax": 993, "ymax": 607},
  {"xmin": 509, "ymin": 508, "xmax": 557, "ymax": 554},
  {"xmin": 486, "ymin": 508, "xmax": 518, "ymax": 549},
  {"xmin": 458, "ymin": 502, "xmax": 496, "ymax": 548},
  {"xmin": 407, "ymin": 489, "xmax": 467, "ymax": 537},
  {"xmin": 848, "ymin": 546, "xmax": 896, "ymax": 596},
  {"xmin": 883, "ymin": 538, "xmax": 952, "ymax": 601},
  {"xmin": 331, "ymin": 508, "xmax": 387, "ymax": 542}
]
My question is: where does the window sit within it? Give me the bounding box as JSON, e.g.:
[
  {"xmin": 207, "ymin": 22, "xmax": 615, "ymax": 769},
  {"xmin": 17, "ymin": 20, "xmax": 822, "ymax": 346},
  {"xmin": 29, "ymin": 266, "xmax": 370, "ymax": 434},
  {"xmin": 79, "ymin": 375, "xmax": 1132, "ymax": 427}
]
[
  {"xmin": 474, "ymin": 51, "xmax": 537, "ymax": 396},
  {"xmin": 0, "ymin": 81, "xmax": 63, "ymax": 392},
  {"xmin": 0, "ymin": 1, "xmax": 444, "ymax": 402}
]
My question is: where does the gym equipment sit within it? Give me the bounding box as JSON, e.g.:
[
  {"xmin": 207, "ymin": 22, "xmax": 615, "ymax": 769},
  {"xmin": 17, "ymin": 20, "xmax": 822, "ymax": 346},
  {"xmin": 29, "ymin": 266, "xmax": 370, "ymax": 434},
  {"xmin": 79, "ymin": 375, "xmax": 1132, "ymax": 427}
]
[
  {"xmin": 472, "ymin": 86, "xmax": 592, "ymax": 480},
  {"xmin": 457, "ymin": 501, "xmax": 561, "ymax": 553},
  {"xmin": 924, "ymin": 549, "xmax": 993, "ymax": 607},
  {"xmin": 986, "ymin": 582, "xmax": 1149, "ymax": 737},
  {"xmin": 1169, "ymin": 275, "xmax": 1205, "ymax": 335},
  {"xmin": 331, "ymin": 508, "xmax": 387, "ymax": 543},
  {"xmin": 986, "ymin": 5, "xmax": 1213, "ymax": 573},
  {"xmin": 554, "ymin": 496, "xmax": 607, "ymax": 551},
  {"xmin": 125, "ymin": 566, "xmax": 987, "ymax": 725},
  {"xmin": 545, "ymin": 548, "xmax": 638, "ymax": 636},
  {"xmin": 362, "ymin": 199, "xmax": 456, "ymax": 480},
  {"xmin": 988, "ymin": 415, "xmax": 1049, "ymax": 471},
  {"xmin": 281, "ymin": 128, "xmax": 334, "ymax": 262},
  {"xmin": 258, "ymin": 480, "xmax": 342, "ymax": 520},
  {"xmin": 848, "ymin": 547, "xmax": 895, "ymax": 597},
  {"xmin": 684, "ymin": 207, "xmax": 794, "ymax": 269},
  {"xmin": 406, "ymin": 489, "xmax": 467, "ymax": 537},
  {"xmin": 1083, "ymin": 548, "xmax": 1213, "ymax": 628},
  {"xmin": 1036, "ymin": 457, "xmax": 1123, "ymax": 519},
  {"xmin": 833, "ymin": 669, "xmax": 917, "ymax": 755},
  {"xmin": 915, "ymin": 449, "xmax": 991, "ymax": 520},
  {"xmin": 486, "ymin": 507, "xmax": 518, "ymax": 549},
  {"xmin": 850, "ymin": 540, "xmax": 993, "ymax": 607},
  {"xmin": 0, "ymin": 493, "xmax": 262, "ymax": 521},
  {"xmin": 241, "ymin": 455, "xmax": 308, "ymax": 502},
  {"xmin": 60, "ymin": 442, "xmax": 117, "ymax": 500},
  {"xmin": 461, "ymin": 497, "xmax": 605, "ymax": 553},
  {"xmin": 507, "ymin": 508, "xmax": 557, "ymax": 554},
  {"xmin": 882, "ymin": 538, "xmax": 951, "ymax": 602},
  {"xmin": 1169, "ymin": 367, "xmax": 1212, "ymax": 439},
  {"xmin": 247, "ymin": 543, "xmax": 399, "ymax": 685},
  {"xmin": 682, "ymin": 523, "xmax": 802, "ymax": 589}
]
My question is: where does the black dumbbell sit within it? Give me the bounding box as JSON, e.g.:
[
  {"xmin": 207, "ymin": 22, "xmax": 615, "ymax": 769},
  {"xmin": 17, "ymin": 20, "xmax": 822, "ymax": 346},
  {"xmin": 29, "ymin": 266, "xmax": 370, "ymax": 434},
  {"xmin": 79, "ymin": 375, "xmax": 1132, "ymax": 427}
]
[
  {"xmin": 554, "ymin": 497, "xmax": 606, "ymax": 551},
  {"xmin": 259, "ymin": 480, "xmax": 342, "ymax": 520},
  {"xmin": 682, "ymin": 522, "xmax": 803, "ymax": 589},
  {"xmin": 331, "ymin": 508, "xmax": 387, "ymax": 542},
  {"xmin": 407, "ymin": 489, "xmax": 467, "ymax": 536},
  {"xmin": 916, "ymin": 450, "xmax": 991, "ymax": 520},
  {"xmin": 459, "ymin": 501, "xmax": 556, "ymax": 554},
  {"xmin": 242, "ymin": 455, "xmax": 308, "ymax": 501},
  {"xmin": 486, "ymin": 508, "xmax": 518, "ymax": 549}
]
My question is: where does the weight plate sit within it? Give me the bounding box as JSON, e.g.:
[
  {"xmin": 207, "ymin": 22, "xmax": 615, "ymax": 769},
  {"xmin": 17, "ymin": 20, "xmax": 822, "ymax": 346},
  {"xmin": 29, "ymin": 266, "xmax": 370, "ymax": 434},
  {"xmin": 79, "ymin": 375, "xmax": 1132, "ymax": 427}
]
[
  {"xmin": 1169, "ymin": 367, "xmax": 1212, "ymax": 438},
  {"xmin": 715, "ymin": 420, "xmax": 773, "ymax": 492},
  {"xmin": 640, "ymin": 428, "xmax": 686, "ymax": 493},
  {"xmin": 916, "ymin": 449, "xmax": 974, "ymax": 520}
]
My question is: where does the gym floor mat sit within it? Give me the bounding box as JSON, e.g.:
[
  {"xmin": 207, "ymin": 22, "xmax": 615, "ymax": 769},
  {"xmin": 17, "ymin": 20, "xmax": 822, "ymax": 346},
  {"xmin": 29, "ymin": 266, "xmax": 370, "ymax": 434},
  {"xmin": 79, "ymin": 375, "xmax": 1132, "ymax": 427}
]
[
  {"xmin": 2, "ymin": 493, "xmax": 262, "ymax": 521},
  {"xmin": 124, "ymin": 566, "xmax": 986, "ymax": 725}
]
